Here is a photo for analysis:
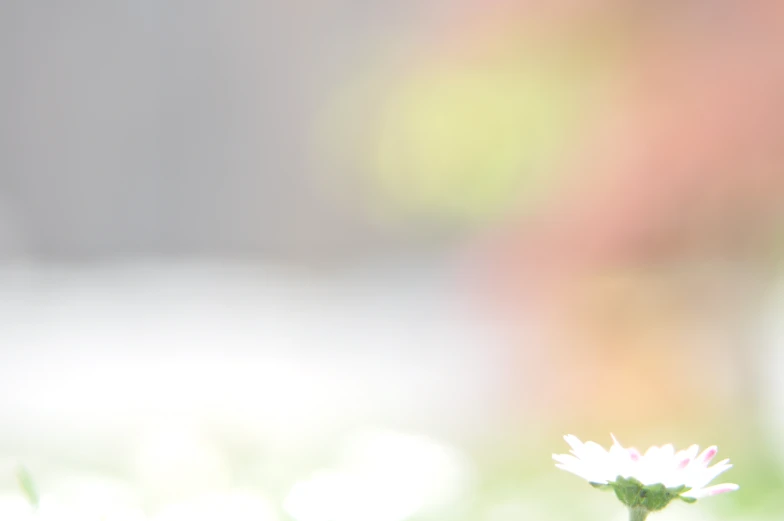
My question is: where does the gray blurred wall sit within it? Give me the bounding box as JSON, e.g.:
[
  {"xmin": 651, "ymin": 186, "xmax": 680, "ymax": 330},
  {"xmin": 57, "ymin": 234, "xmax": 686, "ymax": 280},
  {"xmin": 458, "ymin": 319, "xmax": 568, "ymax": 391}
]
[{"xmin": 0, "ymin": 1, "xmax": 422, "ymax": 260}]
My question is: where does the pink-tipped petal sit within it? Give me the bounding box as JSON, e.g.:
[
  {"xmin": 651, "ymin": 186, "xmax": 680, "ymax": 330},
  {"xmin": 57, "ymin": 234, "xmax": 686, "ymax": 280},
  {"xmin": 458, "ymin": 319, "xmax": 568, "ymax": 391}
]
[
  {"xmin": 684, "ymin": 483, "xmax": 739, "ymax": 499},
  {"xmin": 674, "ymin": 447, "xmax": 695, "ymax": 468},
  {"xmin": 702, "ymin": 483, "xmax": 740, "ymax": 496},
  {"xmin": 698, "ymin": 446, "xmax": 718, "ymax": 465},
  {"xmin": 628, "ymin": 448, "xmax": 641, "ymax": 461}
]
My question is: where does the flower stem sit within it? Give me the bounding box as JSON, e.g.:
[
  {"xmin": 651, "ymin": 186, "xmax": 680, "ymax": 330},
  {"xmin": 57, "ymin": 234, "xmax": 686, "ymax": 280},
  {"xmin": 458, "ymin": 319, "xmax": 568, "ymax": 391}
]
[{"xmin": 629, "ymin": 507, "xmax": 649, "ymax": 521}]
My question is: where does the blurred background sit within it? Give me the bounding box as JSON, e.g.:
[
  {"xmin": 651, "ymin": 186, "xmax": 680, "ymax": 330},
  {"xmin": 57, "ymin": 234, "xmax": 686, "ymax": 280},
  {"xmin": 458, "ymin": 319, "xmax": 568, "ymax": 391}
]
[{"xmin": 1, "ymin": 1, "xmax": 784, "ymax": 519}]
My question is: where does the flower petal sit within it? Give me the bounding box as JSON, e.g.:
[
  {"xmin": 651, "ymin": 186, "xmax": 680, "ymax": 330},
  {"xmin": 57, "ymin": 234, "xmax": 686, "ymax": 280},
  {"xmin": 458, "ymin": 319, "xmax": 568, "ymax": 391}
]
[
  {"xmin": 696, "ymin": 446, "xmax": 718, "ymax": 466},
  {"xmin": 564, "ymin": 434, "xmax": 585, "ymax": 453},
  {"xmin": 554, "ymin": 435, "xmax": 737, "ymax": 500},
  {"xmin": 674, "ymin": 445, "xmax": 699, "ymax": 469},
  {"xmin": 660, "ymin": 444, "xmax": 675, "ymax": 460},
  {"xmin": 688, "ymin": 462, "xmax": 733, "ymax": 489},
  {"xmin": 555, "ymin": 463, "xmax": 609, "ymax": 484},
  {"xmin": 628, "ymin": 447, "xmax": 641, "ymax": 461},
  {"xmin": 552, "ymin": 453, "xmax": 581, "ymax": 466},
  {"xmin": 683, "ymin": 483, "xmax": 739, "ymax": 499}
]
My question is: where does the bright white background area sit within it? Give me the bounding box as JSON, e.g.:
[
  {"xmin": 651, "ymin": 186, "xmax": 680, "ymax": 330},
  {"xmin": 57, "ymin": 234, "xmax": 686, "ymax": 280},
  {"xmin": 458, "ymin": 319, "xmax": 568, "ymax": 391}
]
[{"xmin": 0, "ymin": 260, "xmax": 502, "ymax": 520}]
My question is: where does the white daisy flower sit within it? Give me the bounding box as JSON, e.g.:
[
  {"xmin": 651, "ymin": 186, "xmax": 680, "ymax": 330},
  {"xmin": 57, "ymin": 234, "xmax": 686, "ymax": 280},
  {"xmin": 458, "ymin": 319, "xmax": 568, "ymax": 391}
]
[{"xmin": 553, "ymin": 434, "xmax": 738, "ymax": 520}]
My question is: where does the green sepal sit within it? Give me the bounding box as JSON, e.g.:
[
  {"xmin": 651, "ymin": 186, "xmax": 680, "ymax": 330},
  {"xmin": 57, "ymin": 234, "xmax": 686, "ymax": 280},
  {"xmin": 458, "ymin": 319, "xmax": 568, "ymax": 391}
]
[
  {"xmin": 667, "ymin": 485, "xmax": 687, "ymax": 495},
  {"xmin": 679, "ymin": 495, "xmax": 697, "ymax": 504},
  {"xmin": 612, "ymin": 476, "xmax": 645, "ymax": 507},
  {"xmin": 607, "ymin": 476, "xmax": 693, "ymax": 512},
  {"xmin": 590, "ymin": 482, "xmax": 613, "ymax": 490}
]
